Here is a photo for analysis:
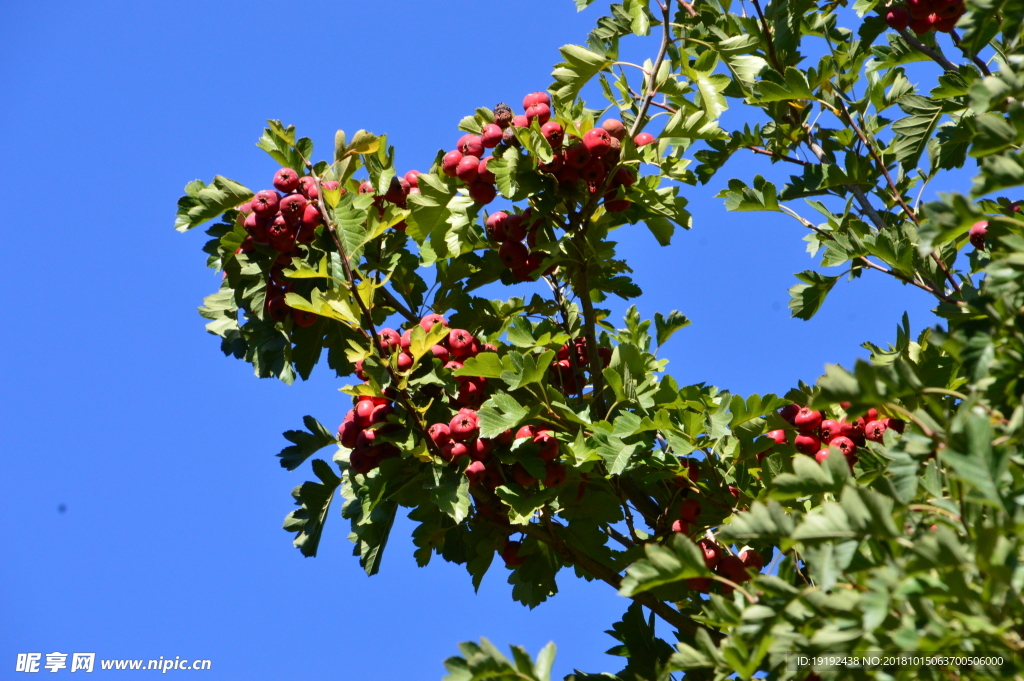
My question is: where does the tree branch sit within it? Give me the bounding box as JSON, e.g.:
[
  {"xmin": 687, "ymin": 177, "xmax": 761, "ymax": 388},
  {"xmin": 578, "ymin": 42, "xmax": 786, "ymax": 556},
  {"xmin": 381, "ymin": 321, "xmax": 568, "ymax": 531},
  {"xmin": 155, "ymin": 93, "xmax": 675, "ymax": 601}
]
[
  {"xmin": 897, "ymin": 29, "xmax": 958, "ymax": 72},
  {"xmin": 750, "ymin": 0, "xmax": 783, "ymax": 72},
  {"xmin": 747, "ymin": 146, "xmax": 809, "ymax": 166},
  {"xmin": 951, "ymin": 29, "xmax": 992, "ymax": 76}
]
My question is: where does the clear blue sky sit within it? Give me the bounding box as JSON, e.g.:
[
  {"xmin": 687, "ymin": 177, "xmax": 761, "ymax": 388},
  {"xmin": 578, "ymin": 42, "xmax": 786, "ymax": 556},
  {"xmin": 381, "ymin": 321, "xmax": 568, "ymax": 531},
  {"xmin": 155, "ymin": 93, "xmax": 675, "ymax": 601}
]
[{"xmin": 1, "ymin": 2, "xmax": 956, "ymax": 679}]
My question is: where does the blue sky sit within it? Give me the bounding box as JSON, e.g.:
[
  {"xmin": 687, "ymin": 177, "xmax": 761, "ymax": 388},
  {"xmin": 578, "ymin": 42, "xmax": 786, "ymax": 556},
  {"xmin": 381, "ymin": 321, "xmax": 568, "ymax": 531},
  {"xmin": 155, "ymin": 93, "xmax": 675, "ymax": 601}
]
[{"xmin": 0, "ymin": 1, "xmax": 962, "ymax": 679}]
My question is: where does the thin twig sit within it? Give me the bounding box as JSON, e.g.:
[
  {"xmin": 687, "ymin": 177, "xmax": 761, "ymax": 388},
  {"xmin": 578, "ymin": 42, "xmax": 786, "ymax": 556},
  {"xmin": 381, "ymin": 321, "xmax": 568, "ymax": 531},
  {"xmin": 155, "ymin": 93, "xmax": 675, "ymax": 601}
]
[
  {"xmin": 950, "ymin": 29, "xmax": 992, "ymax": 76},
  {"xmin": 750, "ymin": 0, "xmax": 783, "ymax": 71},
  {"xmin": 897, "ymin": 29, "xmax": 958, "ymax": 71},
  {"xmin": 747, "ymin": 146, "xmax": 810, "ymax": 166}
]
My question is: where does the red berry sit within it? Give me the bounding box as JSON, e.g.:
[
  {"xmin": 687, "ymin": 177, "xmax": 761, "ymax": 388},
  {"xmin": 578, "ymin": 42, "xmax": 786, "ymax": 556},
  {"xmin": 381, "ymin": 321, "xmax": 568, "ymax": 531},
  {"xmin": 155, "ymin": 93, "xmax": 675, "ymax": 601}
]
[
  {"xmin": 486, "ymin": 212, "xmax": 508, "ymax": 242},
  {"xmin": 767, "ymin": 429, "xmax": 788, "ymax": 445},
  {"xmin": 480, "ymin": 124, "xmax": 503, "ymax": 149},
  {"xmin": 478, "ymin": 157, "xmax": 496, "ymax": 184},
  {"xmin": 252, "ymin": 190, "xmax": 280, "ymax": 216},
  {"xmin": 815, "ymin": 448, "xmax": 831, "ymax": 464},
  {"xmin": 525, "ymin": 103, "xmax": 551, "ymax": 125},
  {"xmin": 540, "ymin": 121, "xmax": 564, "ymax": 148},
  {"xmin": 449, "ymin": 411, "xmax": 480, "ymax": 441},
  {"xmin": 446, "ymin": 329, "xmax": 477, "ymax": 358},
  {"xmin": 419, "ymin": 313, "xmax": 448, "ymax": 333},
  {"xmin": 819, "ymin": 419, "xmax": 842, "ymax": 444},
  {"xmin": 612, "ymin": 166, "xmax": 636, "ymax": 186},
  {"xmin": 671, "ymin": 519, "xmax": 691, "ymax": 534},
  {"xmin": 580, "ymin": 158, "xmax": 607, "ymax": 184},
  {"xmin": 431, "ymin": 345, "xmax": 450, "ymax": 361},
  {"xmin": 404, "ymin": 170, "xmax": 420, "ymax": 188},
  {"xmin": 502, "ymin": 538, "xmax": 526, "ymax": 567},
  {"xmin": 688, "ymin": 577, "xmax": 712, "ymax": 593},
  {"xmin": 739, "ymin": 548, "xmax": 763, "ymax": 572},
  {"xmin": 717, "ymin": 554, "xmax": 749, "ymax": 584},
  {"xmin": 456, "ymin": 155, "xmax": 480, "ymax": 183},
  {"xmin": 909, "ymin": 14, "xmax": 932, "ymax": 33},
  {"xmin": 698, "ymin": 539, "xmax": 721, "ymax": 569},
  {"xmin": 513, "ymin": 114, "xmax": 529, "ymax": 128},
  {"xmin": 885, "ymin": 6, "xmax": 909, "ymax": 30},
  {"xmin": 504, "ymin": 214, "xmax": 527, "ymax": 242},
  {"xmin": 793, "ymin": 407, "xmax": 823, "ymax": 432},
  {"xmin": 634, "ymin": 132, "xmax": 655, "ymax": 147},
  {"xmin": 779, "ymin": 404, "xmax": 800, "ymax": 424},
  {"xmin": 543, "ymin": 461, "xmax": 566, "ymax": 487},
  {"xmin": 465, "ymin": 460, "xmax": 488, "ymax": 485},
  {"xmin": 970, "ymin": 221, "xmax": 988, "ymax": 249},
  {"xmin": 794, "ymin": 433, "xmax": 821, "ymax": 455},
  {"xmin": 428, "ymin": 423, "xmax": 451, "ymax": 446},
  {"xmin": 498, "ymin": 240, "xmax": 529, "ymax": 269},
  {"xmin": 378, "ymin": 328, "xmax": 401, "ymax": 352},
  {"xmin": 338, "ymin": 419, "xmax": 360, "ymax": 449},
  {"xmin": 273, "ymin": 168, "xmax": 300, "ymax": 193},
  {"xmin": 468, "ymin": 180, "xmax": 497, "ymax": 205},
  {"xmin": 457, "ymin": 134, "xmax": 484, "ymax": 158},
  {"xmin": 510, "ymin": 463, "xmax": 537, "ymax": 487},
  {"xmin": 470, "ymin": 438, "xmax": 492, "ymax": 461},
  {"xmin": 883, "ymin": 417, "xmax": 906, "ymax": 433},
  {"xmin": 441, "ymin": 441, "xmax": 469, "ymax": 462},
  {"xmin": 298, "ymin": 176, "xmax": 319, "ymax": 200},
  {"xmin": 442, "ymin": 150, "xmax": 463, "ymax": 177},
  {"xmin": 301, "ymin": 203, "xmax": 323, "ymax": 228},
  {"xmin": 397, "ymin": 352, "xmax": 413, "ymax": 371},
  {"xmin": 522, "ymin": 91, "xmax": 551, "ymax": 109},
  {"xmin": 604, "ymin": 199, "xmax": 631, "ymax": 213},
  {"xmin": 291, "ymin": 309, "xmax": 317, "ymax": 327},
  {"xmin": 679, "ymin": 498, "xmax": 701, "ymax": 522},
  {"xmin": 383, "ymin": 177, "xmax": 407, "ymax": 204},
  {"xmin": 555, "ymin": 166, "xmax": 580, "ymax": 188},
  {"xmin": 354, "ymin": 399, "xmax": 376, "ymax": 427},
  {"xmin": 830, "ymin": 435, "xmax": 857, "ymax": 456},
  {"xmin": 534, "ymin": 431, "xmax": 559, "ymax": 462},
  {"xmin": 583, "ymin": 127, "xmax": 612, "ymax": 157},
  {"xmin": 279, "ymin": 193, "xmax": 307, "ymax": 224},
  {"xmin": 563, "ymin": 140, "xmax": 591, "ymax": 169},
  {"xmin": 865, "ymin": 419, "xmax": 888, "ymax": 443}
]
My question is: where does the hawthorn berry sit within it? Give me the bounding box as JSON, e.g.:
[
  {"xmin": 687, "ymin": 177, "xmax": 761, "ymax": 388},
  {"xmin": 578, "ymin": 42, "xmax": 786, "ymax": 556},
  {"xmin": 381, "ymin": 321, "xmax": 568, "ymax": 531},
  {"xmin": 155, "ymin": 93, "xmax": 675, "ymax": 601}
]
[
  {"xmin": 739, "ymin": 548, "xmax": 763, "ymax": 572},
  {"xmin": 297, "ymin": 176, "xmax": 319, "ymax": 200},
  {"xmin": 634, "ymin": 132, "xmax": 656, "ymax": 147},
  {"xmin": 699, "ymin": 539, "xmax": 721, "ymax": 569},
  {"xmin": 583, "ymin": 127, "xmax": 612, "ymax": 157},
  {"xmin": 265, "ymin": 296, "xmax": 288, "ymax": 321},
  {"xmin": 540, "ymin": 121, "xmax": 564, "ymax": 148},
  {"xmin": 563, "ymin": 140, "xmax": 591, "ymax": 169},
  {"xmin": 493, "ymin": 102, "xmax": 513, "ymax": 129},
  {"xmin": 442, "ymin": 441, "xmax": 469, "ymax": 462},
  {"xmin": 522, "ymin": 91, "xmax": 551, "ymax": 109},
  {"xmin": 442, "ymin": 150, "xmax": 463, "ymax": 177},
  {"xmin": 486, "ymin": 212, "xmax": 509, "ymax": 242},
  {"xmin": 970, "ymin": 221, "xmax": 988, "ymax": 249},
  {"xmin": 273, "ymin": 168, "xmax": 300, "ymax": 193},
  {"xmin": 885, "ymin": 6, "xmax": 909, "ymax": 29},
  {"xmin": 480, "ymin": 123, "xmax": 503, "ymax": 148},
  {"xmin": 819, "ymin": 419, "xmax": 842, "ymax": 444},
  {"xmin": 477, "ymin": 157, "xmax": 496, "ymax": 184},
  {"xmin": 252, "ymin": 190, "xmax": 281, "ymax": 216},
  {"xmin": 793, "ymin": 407, "xmax": 823, "ymax": 432},
  {"xmin": 456, "ymin": 155, "xmax": 480, "ymax": 183},
  {"xmin": 526, "ymin": 102, "xmax": 550, "ymax": 123},
  {"xmin": 679, "ymin": 498, "xmax": 702, "ymax": 522},
  {"xmin": 428, "ymin": 423, "xmax": 451, "ymax": 446},
  {"xmin": 499, "ymin": 240, "xmax": 529, "ymax": 269},
  {"xmin": 378, "ymin": 328, "xmax": 401, "ymax": 352},
  {"xmin": 291, "ymin": 309, "xmax": 317, "ymax": 327},
  {"xmin": 501, "ymin": 538, "xmax": 526, "ymax": 567},
  {"xmin": 468, "ymin": 180, "xmax": 497, "ymax": 205},
  {"xmin": 864, "ymin": 419, "xmax": 888, "ymax": 443},
  {"xmin": 449, "ymin": 410, "xmax": 480, "ymax": 441},
  {"xmin": 543, "ymin": 461, "xmax": 566, "ymax": 487},
  {"xmin": 420, "ymin": 313, "xmax": 448, "ymax": 332},
  {"xmin": 457, "ymin": 134, "xmax": 484, "ymax": 158},
  {"xmin": 447, "ymin": 329, "xmax": 477, "ymax": 358},
  {"xmin": 279, "ymin": 193, "xmax": 307, "ymax": 224},
  {"xmin": 794, "ymin": 432, "xmax": 821, "ymax": 455},
  {"xmin": 779, "ymin": 404, "xmax": 800, "ymax": 424}
]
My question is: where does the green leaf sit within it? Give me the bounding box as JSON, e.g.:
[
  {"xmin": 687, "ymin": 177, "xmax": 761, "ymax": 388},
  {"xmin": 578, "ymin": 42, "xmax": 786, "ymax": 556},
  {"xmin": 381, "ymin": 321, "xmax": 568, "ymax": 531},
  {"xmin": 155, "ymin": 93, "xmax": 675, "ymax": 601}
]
[
  {"xmin": 454, "ymin": 352, "xmax": 505, "ymax": 379},
  {"xmin": 788, "ymin": 270, "xmax": 839, "ymax": 320},
  {"xmin": 277, "ymin": 416, "xmax": 337, "ymax": 471},
  {"xmin": 174, "ymin": 176, "xmax": 252, "ymax": 232},
  {"xmin": 501, "ymin": 350, "xmax": 556, "ymax": 390},
  {"xmin": 430, "ymin": 467, "xmax": 472, "ymax": 523},
  {"xmin": 619, "ymin": 533, "xmax": 712, "ymax": 596},
  {"xmin": 718, "ymin": 501, "xmax": 796, "ymax": 543},
  {"xmin": 282, "ymin": 459, "xmax": 340, "ymax": 557},
  {"xmin": 890, "ymin": 94, "xmax": 943, "ymax": 169},
  {"xmin": 940, "ymin": 415, "xmax": 1007, "ymax": 511},
  {"xmin": 407, "ymin": 173, "xmax": 455, "ymax": 244},
  {"xmin": 716, "ymin": 176, "xmax": 780, "ymax": 211},
  {"xmin": 478, "ymin": 392, "xmax": 530, "ymax": 438},
  {"xmin": 551, "ymin": 45, "xmax": 614, "ymax": 101},
  {"xmin": 756, "ymin": 67, "xmax": 816, "ymax": 102},
  {"xmin": 654, "ymin": 310, "xmax": 691, "ymax": 347}
]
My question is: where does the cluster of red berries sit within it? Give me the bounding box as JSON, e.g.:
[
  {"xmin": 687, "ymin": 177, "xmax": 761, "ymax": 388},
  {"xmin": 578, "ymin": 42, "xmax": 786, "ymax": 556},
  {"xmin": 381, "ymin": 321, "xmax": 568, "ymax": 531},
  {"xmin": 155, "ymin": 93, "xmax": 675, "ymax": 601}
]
[
  {"xmin": 357, "ymin": 170, "xmax": 425, "ymax": 232},
  {"xmin": 763, "ymin": 404, "xmax": 905, "ymax": 471},
  {"xmin": 234, "ymin": 169, "xmax": 344, "ymax": 326},
  {"xmin": 548, "ymin": 337, "xmax": 612, "ymax": 394},
  {"xmin": 441, "ymin": 422, "xmax": 567, "ymax": 491},
  {"xmin": 884, "ymin": 0, "xmax": 965, "ymax": 34},
  {"xmin": 484, "ymin": 208, "xmax": 557, "ymax": 281},
  {"xmin": 687, "ymin": 539, "xmax": 764, "ymax": 595},
  {"xmin": 337, "ymin": 394, "xmax": 400, "ymax": 474}
]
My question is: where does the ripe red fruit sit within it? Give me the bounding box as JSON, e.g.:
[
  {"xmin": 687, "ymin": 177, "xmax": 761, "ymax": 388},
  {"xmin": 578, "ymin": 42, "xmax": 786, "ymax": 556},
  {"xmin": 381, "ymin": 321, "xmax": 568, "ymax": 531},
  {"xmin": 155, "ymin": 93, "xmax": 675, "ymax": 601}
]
[
  {"xmin": 457, "ymin": 134, "xmax": 484, "ymax": 158},
  {"xmin": 268, "ymin": 218, "xmax": 296, "ymax": 253},
  {"xmin": 793, "ymin": 407, "xmax": 823, "ymax": 432},
  {"xmin": 687, "ymin": 577, "xmax": 712, "ymax": 593},
  {"xmin": 378, "ymin": 328, "xmax": 401, "ymax": 352},
  {"xmin": 468, "ymin": 181, "xmax": 497, "ymax": 205},
  {"xmin": 403, "ymin": 171, "xmax": 420, "ymax": 188},
  {"xmin": 510, "ymin": 463, "xmax": 537, "ymax": 487},
  {"xmin": 301, "ymin": 203, "xmax": 323, "ymax": 228},
  {"xmin": 885, "ymin": 6, "xmax": 909, "ymax": 30},
  {"xmin": 538, "ymin": 155, "xmax": 565, "ymax": 173},
  {"xmin": 525, "ymin": 103, "xmax": 551, "ymax": 125},
  {"xmin": 428, "ymin": 423, "xmax": 451, "ymax": 446},
  {"xmin": 504, "ymin": 214, "xmax": 527, "ymax": 242},
  {"xmin": 819, "ymin": 419, "xmax": 842, "ymax": 444},
  {"xmin": 447, "ymin": 329, "xmax": 477, "ymax": 358},
  {"xmin": 298, "ymin": 176, "xmax": 319, "ymax": 200},
  {"xmin": 420, "ymin": 313, "xmax": 448, "ymax": 332},
  {"xmin": 815, "ymin": 448, "xmax": 831, "ymax": 464},
  {"xmin": 840, "ymin": 419, "xmax": 866, "ymax": 446},
  {"xmin": 397, "ymin": 352, "xmax": 414, "ymax": 371},
  {"xmin": 480, "ymin": 124, "xmax": 503, "ymax": 149},
  {"xmin": 523, "ymin": 91, "xmax": 551, "ymax": 109},
  {"xmin": 634, "ymin": 132, "xmax": 655, "ymax": 147},
  {"xmin": 543, "ymin": 461, "xmax": 566, "ymax": 487},
  {"xmin": 580, "ymin": 158, "xmax": 607, "ymax": 184},
  {"xmin": 515, "ymin": 425, "xmax": 536, "ymax": 440},
  {"xmin": 717, "ymin": 554, "xmax": 750, "ymax": 584},
  {"xmin": 830, "ymin": 435, "xmax": 856, "ymax": 456},
  {"xmin": 442, "ymin": 150, "xmax": 463, "ymax": 177},
  {"xmin": 252, "ymin": 190, "xmax": 280, "ymax": 216},
  {"xmin": 502, "ymin": 538, "xmax": 526, "ymax": 567},
  {"xmin": 279, "ymin": 193, "xmax": 307, "ymax": 224},
  {"xmin": 970, "ymin": 221, "xmax": 988, "ymax": 249},
  {"xmin": 728, "ymin": 485, "xmax": 741, "ymax": 501},
  {"xmin": 478, "ymin": 157, "xmax": 496, "ymax": 184},
  {"xmin": 444, "ymin": 360, "xmax": 464, "ymax": 373},
  {"xmin": 909, "ymin": 14, "xmax": 932, "ymax": 33},
  {"xmin": 449, "ymin": 410, "xmax": 480, "ymax": 441},
  {"xmin": 534, "ymin": 431, "xmax": 559, "ymax": 461},
  {"xmin": 779, "ymin": 404, "xmax": 800, "ymax": 424},
  {"xmin": 513, "ymin": 114, "xmax": 529, "ymax": 128},
  {"xmin": 679, "ymin": 498, "xmax": 701, "ymax": 522},
  {"xmin": 441, "ymin": 441, "xmax": 469, "ymax": 462},
  {"xmin": 273, "ymin": 168, "xmax": 300, "ymax": 193},
  {"xmin": 291, "ymin": 309, "xmax": 317, "ymax": 327},
  {"xmin": 864, "ymin": 419, "xmax": 888, "ymax": 443},
  {"xmin": 612, "ymin": 166, "xmax": 636, "ymax": 186},
  {"xmin": 368, "ymin": 403, "xmax": 393, "ymax": 425},
  {"xmin": 244, "ymin": 213, "xmax": 270, "ymax": 242},
  {"xmin": 671, "ymin": 519, "xmax": 691, "ymax": 534},
  {"xmin": 499, "ymin": 240, "xmax": 530, "ymax": 269},
  {"xmin": 358, "ymin": 180, "xmax": 375, "ymax": 196},
  {"xmin": 431, "ymin": 345, "xmax": 450, "ymax": 361},
  {"xmin": 470, "ymin": 438, "xmax": 492, "ymax": 461},
  {"xmin": 399, "ymin": 329, "xmax": 412, "ymax": 352},
  {"xmin": 739, "ymin": 548, "xmax": 763, "ymax": 572},
  {"xmin": 338, "ymin": 419, "xmax": 360, "ymax": 449},
  {"xmin": 465, "ymin": 460, "xmax": 488, "ymax": 485},
  {"xmin": 767, "ymin": 429, "xmax": 788, "ymax": 445},
  {"xmin": 383, "ymin": 177, "xmax": 407, "ymax": 204},
  {"xmin": 486, "ymin": 212, "xmax": 508, "ymax": 242},
  {"xmin": 604, "ymin": 199, "xmax": 630, "ymax": 213},
  {"xmin": 354, "ymin": 399, "xmax": 376, "ymax": 427},
  {"xmin": 563, "ymin": 140, "xmax": 592, "ymax": 169},
  {"xmin": 601, "ymin": 119, "xmax": 627, "ymax": 140},
  {"xmin": 555, "ymin": 166, "xmax": 580, "ymax": 188},
  {"xmin": 698, "ymin": 539, "xmax": 721, "ymax": 569},
  {"xmin": 583, "ymin": 127, "xmax": 612, "ymax": 157},
  {"xmin": 456, "ymin": 155, "xmax": 480, "ymax": 183},
  {"xmin": 540, "ymin": 121, "xmax": 564, "ymax": 148},
  {"xmin": 349, "ymin": 449, "xmax": 376, "ymax": 474},
  {"xmin": 883, "ymin": 417, "xmax": 906, "ymax": 433},
  {"xmin": 794, "ymin": 432, "xmax": 822, "ymax": 455}
]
